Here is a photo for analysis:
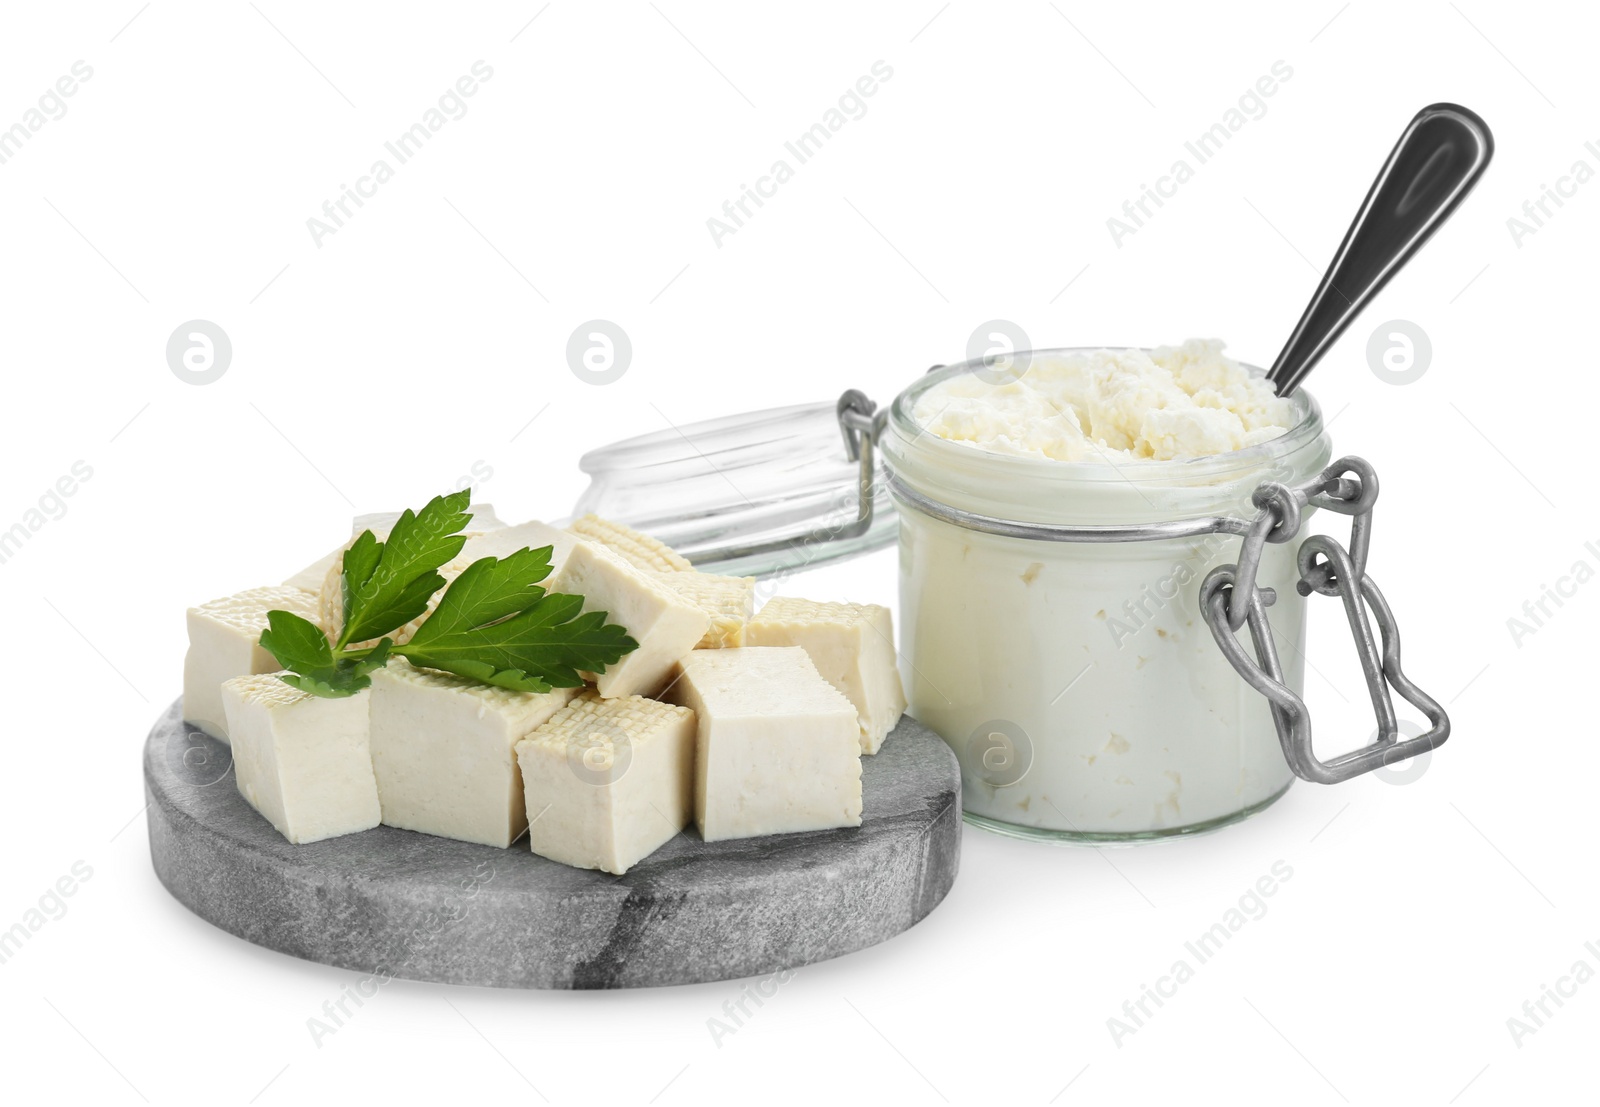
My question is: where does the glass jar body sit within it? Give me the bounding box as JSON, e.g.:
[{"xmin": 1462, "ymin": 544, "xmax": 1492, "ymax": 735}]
[{"xmin": 884, "ymin": 355, "xmax": 1333, "ymax": 841}]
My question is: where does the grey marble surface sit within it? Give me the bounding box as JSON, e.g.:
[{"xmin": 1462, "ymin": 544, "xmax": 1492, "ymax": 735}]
[{"xmin": 145, "ymin": 699, "xmax": 961, "ymax": 989}]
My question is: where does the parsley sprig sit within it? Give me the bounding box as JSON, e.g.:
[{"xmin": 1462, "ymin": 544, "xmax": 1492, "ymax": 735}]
[{"xmin": 260, "ymin": 491, "xmax": 637, "ymax": 697}]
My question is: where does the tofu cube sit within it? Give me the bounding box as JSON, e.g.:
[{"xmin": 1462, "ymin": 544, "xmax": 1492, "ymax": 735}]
[
  {"xmin": 746, "ymin": 597, "xmax": 908, "ymax": 755},
  {"xmin": 656, "ymin": 570, "xmax": 756, "ymax": 648},
  {"xmin": 221, "ymin": 674, "xmax": 381, "ymax": 844},
  {"xmin": 515, "ymin": 691, "xmax": 696, "ymax": 875},
  {"xmin": 368, "ymin": 659, "xmax": 578, "ymax": 847},
  {"xmin": 459, "ymin": 519, "xmax": 578, "ymax": 576},
  {"xmin": 566, "ymin": 514, "xmax": 693, "ymax": 573},
  {"xmin": 184, "ymin": 585, "xmax": 321, "ymax": 744},
  {"xmin": 283, "ymin": 546, "xmax": 343, "ymax": 593},
  {"xmin": 665, "ymin": 647, "xmax": 862, "ymax": 842},
  {"xmin": 546, "ymin": 540, "xmax": 708, "ymax": 698}
]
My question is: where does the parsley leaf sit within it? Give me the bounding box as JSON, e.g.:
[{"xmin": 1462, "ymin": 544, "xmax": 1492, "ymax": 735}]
[
  {"xmin": 338, "ymin": 490, "xmax": 473, "ymax": 648},
  {"xmin": 260, "ymin": 609, "xmax": 335, "ymax": 674},
  {"xmin": 258, "ymin": 494, "xmax": 640, "ymax": 700},
  {"xmin": 394, "ymin": 550, "xmax": 637, "ymax": 693},
  {"xmin": 262, "ymin": 610, "xmax": 392, "ymax": 697},
  {"xmin": 280, "ymin": 638, "xmax": 393, "ymax": 698}
]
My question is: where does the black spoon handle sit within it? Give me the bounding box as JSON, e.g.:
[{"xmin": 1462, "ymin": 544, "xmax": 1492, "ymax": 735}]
[{"xmin": 1267, "ymin": 103, "xmax": 1494, "ymax": 396}]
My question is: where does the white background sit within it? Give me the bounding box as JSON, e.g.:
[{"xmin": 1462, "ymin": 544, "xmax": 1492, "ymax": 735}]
[{"xmin": 0, "ymin": 1, "xmax": 1591, "ymax": 1103}]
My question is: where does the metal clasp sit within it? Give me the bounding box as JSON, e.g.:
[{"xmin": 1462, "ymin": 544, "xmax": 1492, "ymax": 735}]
[{"xmin": 1199, "ymin": 456, "xmax": 1451, "ymax": 785}]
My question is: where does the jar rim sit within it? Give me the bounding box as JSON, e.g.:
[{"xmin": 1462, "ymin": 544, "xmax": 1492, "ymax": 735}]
[{"xmin": 888, "ymin": 346, "xmax": 1325, "ymax": 485}]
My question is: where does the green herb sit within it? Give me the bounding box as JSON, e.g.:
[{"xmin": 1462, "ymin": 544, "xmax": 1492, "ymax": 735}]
[
  {"xmin": 259, "ymin": 491, "xmax": 637, "ymax": 697},
  {"xmin": 335, "ymin": 491, "xmax": 474, "ymax": 648}
]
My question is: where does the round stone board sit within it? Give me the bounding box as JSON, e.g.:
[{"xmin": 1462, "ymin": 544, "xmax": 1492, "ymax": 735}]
[{"xmin": 144, "ymin": 700, "xmax": 961, "ymax": 989}]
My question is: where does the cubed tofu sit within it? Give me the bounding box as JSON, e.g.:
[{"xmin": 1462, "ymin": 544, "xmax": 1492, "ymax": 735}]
[
  {"xmin": 665, "ymin": 647, "xmax": 862, "ymax": 842},
  {"xmin": 283, "ymin": 546, "xmax": 343, "ymax": 592},
  {"xmin": 546, "ymin": 541, "xmax": 709, "ymax": 698},
  {"xmin": 221, "ymin": 673, "xmax": 380, "ymax": 844},
  {"xmin": 656, "ymin": 570, "xmax": 756, "ymax": 649},
  {"xmin": 746, "ymin": 597, "xmax": 908, "ymax": 755},
  {"xmin": 184, "ymin": 585, "xmax": 321, "ymax": 744},
  {"xmin": 515, "ymin": 691, "xmax": 696, "ymax": 875},
  {"xmin": 367, "ymin": 659, "xmax": 578, "ymax": 847},
  {"xmin": 566, "ymin": 514, "xmax": 693, "ymax": 573},
  {"xmin": 459, "ymin": 520, "xmax": 578, "ymax": 575}
]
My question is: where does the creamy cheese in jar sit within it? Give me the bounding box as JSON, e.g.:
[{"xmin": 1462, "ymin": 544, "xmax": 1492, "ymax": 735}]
[
  {"xmin": 914, "ymin": 339, "xmax": 1295, "ymax": 463},
  {"xmin": 884, "ymin": 344, "xmax": 1332, "ymax": 840}
]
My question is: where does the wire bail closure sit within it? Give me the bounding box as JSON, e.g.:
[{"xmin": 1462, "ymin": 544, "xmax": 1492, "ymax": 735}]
[{"xmin": 1197, "ymin": 457, "xmax": 1450, "ymax": 784}]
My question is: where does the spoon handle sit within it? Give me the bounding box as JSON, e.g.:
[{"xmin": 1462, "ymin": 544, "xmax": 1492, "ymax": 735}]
[{"xmin": 1267, "ymin": 103, "xmax": 1494, "ymax": 396}]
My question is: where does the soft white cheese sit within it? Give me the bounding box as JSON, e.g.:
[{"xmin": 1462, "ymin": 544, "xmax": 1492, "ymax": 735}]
[
  {"xmin": 546, "ymin": 540, "xmax": 709, "ymax": 698},
  {"xmin": 665, "ymin": 647, "xmax": 862, "ymax": 842},
  {"xmin": 367, "ymin": 658, "xmax": 577, "ymax": 847},
  {"xmin": 914, "ymin": 339, "xmax": 1295, "ymax": 462},
  {"xmin": 221, "ymin": 673, "xmax": 380, "ymax": 844},
  {"xmin": 183, "ymin": 585, "xmax": 321, "ymax": 744},
  {"xmin": 746, "ymin": 597, "xmax": 908, "ymax": 754},
  {"xmin": 515, "ymin": 691, "xmax": 697, "ymax": 875}
]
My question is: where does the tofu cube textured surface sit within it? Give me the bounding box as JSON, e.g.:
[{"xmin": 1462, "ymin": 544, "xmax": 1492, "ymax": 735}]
[
  {"xmin": 665, "ymin": 647, "xmax": 862, "ymax": 842},
  {"xmin": 222, "ymin": 674, "xmax": 381, "ymax": 844},
  {"xmin": 368, "ymin": 659, "xmax": 577, "ymax": 848},
  {"xmin": 516, "ymin": 691, "xmax": 696, "ymax": 875},
  {"xmin": 656, "ymin": 570, "xmax": 756, "ymax": 649},
  {"xmin": 746, "ymin": 597, "xmax": 908, "ymax": 754},
  {"xmin": 184, "ymin": 585, "xmax": 321, "ymax": 744},
  {"xmin": 546, "ymin": 540, "xmax": 708, "ymax": 698},
  {"xmin": 566, "ymin": 514, "xmax": 693, "ymax": 573}
]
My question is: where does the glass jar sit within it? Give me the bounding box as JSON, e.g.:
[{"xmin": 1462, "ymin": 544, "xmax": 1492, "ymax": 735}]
[{"xmin": 881, "ymin": 351, "xmax": 1333, "ymax": 842}]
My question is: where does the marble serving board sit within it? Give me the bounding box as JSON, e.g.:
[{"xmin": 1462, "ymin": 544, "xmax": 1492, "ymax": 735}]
[{"xmin": 144, "ymin": 700, "xmax": 961, "ymax": 989}]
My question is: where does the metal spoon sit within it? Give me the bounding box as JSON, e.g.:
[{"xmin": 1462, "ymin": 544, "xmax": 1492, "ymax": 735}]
[{"xmin": 1267, "ymin": 103, "xmax": 1494, "ymax": 396}]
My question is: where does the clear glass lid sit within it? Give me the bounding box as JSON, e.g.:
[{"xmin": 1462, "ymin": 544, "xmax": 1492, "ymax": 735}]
[{"xmin": 570, "ymin": 396, "xmax": 897, "ymax": 578}]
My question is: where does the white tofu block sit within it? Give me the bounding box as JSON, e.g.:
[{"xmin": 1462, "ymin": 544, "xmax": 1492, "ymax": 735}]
[
  {"xmin": 368, "ymin": 659, "xmax": 578, "ymax": 847},
  {"xmin": 665, "ymin": 647, "xmax": 861, "ymax": 842},
  {"xmin": 566, "ymin": 514, "xmax": 693, "ymax": 573},
  {"xmin": 184, "ymin": 585, "xmax": 322, "ymax": 744},
  {"xmin": 283, "ymin": 546, "xmax": 343, "ymax": 593},
  {"xmin": 459, "ymin": 520, "xmax": 578, "ymax": 575},
  {"xmin": 221, "ymin": 674, "xmax": 380, "ymax": 844},
  {"xmin": 746, "ymin": 597, "xmax": 908, "ymax": 755},
  {"xmin": 546, "ymin": 541, "xmax": 709, "ymax": 698},
  {"xmin": 655, "ymin": 571, "xmax": 756, "ymax": 649},
  {"xmin": 515, "ymin": 691, "xmax": 696, "ymax": 875}
]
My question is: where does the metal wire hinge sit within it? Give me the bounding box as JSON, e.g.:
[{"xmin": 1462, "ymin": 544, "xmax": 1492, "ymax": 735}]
[{"xmin": 1198, "ymin": 456, "xmax": 1451, "ymax": 785}]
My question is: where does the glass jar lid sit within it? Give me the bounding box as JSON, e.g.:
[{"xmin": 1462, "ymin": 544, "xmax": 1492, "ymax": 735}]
[{"xmin": 570, "ymin": 396, "xmax": 897, "ymax": 578}]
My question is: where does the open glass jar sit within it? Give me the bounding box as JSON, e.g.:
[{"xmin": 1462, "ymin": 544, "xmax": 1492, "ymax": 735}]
[
  {"xmin": 880, "ymin": 349, "xmax": 1445, "ymax": 842},
  {"xmin": 575, "ymin": 350, "xmax": 1450, "ymax": 844}
]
